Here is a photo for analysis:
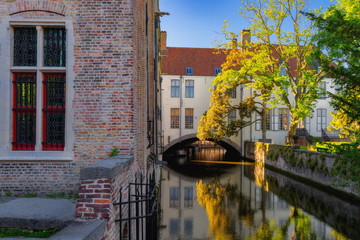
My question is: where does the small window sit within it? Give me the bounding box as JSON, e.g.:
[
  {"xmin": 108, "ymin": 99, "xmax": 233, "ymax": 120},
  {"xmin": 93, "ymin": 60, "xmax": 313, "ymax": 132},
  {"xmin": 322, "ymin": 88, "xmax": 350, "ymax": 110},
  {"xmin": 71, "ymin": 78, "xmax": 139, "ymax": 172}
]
[
  {"xmin": 215, "ymin": 68, "xmax": 222, "ymax": 76},
  {"xmin": 279, "ymin": 108, "xmax": 288, "ymax": 131},
  {"xmin": 312, "ymin": 60, "xmax": 321, "ymax": 74},
  {"xmin": 185, "ymin": 108, "xmax": 194, "ymax": 129},
  {"xmin": 228, "ymin": 88, "xmax": 236, "ymax": 98},
  {"xmin": 184, "ymin": 186, "xmax": 193, "ymax": 207},
  {"xmin": 170, "ymin": 187, "xmax": 179, "ymax": 208},
  {"xmin": 185, "ymin": 80, "xmax": 194, "ymax": 98},
  {"xmin": 228, "ymin": 110, "xmax": 236, "ymax": 124},
  {"xmin": 171, "ymin": 80, "xmax": 180, "ymax": 98},
  {"xmin": 317, "ymin": 109, "xmax": 327, "ymax": 131},
  {"xmin": 278, "ymin": 59, "xmax": 287, "ymax": 77},
  {"xmin": 319, "ymin": 82, "xmax": 326, "ymax": 99},
  {"xmin": 171, "ymin": 108, "xmax": 180, "ymax": 128},
  {"xmin": 185, "ymin": 67, "xmax": 193, "ymax": 75}
]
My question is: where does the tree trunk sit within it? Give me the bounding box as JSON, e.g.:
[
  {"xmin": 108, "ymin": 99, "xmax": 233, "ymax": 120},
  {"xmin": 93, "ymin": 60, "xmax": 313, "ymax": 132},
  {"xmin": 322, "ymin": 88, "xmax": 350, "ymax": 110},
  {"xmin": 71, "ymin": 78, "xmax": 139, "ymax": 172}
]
[
  {"xmin": 261, "ymin": 106, "xmax": 267, "ymax": 142},
  {"xmin": 285, "ymin": 115, "xmax": 299, "ymax": 145}
]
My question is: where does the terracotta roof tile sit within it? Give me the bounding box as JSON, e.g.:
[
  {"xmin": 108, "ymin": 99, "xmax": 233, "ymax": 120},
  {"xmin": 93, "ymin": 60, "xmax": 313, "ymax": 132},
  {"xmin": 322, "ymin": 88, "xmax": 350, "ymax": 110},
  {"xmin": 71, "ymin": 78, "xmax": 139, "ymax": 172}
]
[{"xmin": 161, "ymin": 47, "xmax": 227, "ymax": 76}]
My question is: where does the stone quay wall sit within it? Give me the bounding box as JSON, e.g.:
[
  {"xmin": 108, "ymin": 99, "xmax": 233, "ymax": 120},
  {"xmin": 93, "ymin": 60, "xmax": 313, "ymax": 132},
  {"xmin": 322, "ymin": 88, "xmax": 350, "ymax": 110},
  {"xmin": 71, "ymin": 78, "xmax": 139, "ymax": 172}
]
[{"xmin": 244, "ymin": 141, "xmax": 359, "ymax": 199}]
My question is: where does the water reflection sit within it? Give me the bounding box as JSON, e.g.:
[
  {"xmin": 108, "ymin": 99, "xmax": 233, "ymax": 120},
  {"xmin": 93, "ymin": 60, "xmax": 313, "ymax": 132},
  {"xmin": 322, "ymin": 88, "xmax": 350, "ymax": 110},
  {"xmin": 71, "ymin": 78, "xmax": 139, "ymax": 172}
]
[{"xmin": 159, "ymin": 148, "xmax": 360, "ymax": 240}]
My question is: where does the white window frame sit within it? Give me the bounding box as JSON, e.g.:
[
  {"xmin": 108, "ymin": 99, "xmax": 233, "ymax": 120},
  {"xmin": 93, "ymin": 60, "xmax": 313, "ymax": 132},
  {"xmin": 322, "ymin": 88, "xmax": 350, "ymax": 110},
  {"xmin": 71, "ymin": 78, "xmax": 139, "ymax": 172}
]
[
  {"xmin": 0, "ymin": 19, "xmax": 74, "ymax": 161},
  {"xmin": 317, "ymin": 108, "xmax": 327, "ymax": 131},
  {"xmin": 171, "ymin": 79, "xmax": 180, "ymax": 98},
  {"xmin": 185, "ymin": 80, "xmax": 194, "ymax": 98}
]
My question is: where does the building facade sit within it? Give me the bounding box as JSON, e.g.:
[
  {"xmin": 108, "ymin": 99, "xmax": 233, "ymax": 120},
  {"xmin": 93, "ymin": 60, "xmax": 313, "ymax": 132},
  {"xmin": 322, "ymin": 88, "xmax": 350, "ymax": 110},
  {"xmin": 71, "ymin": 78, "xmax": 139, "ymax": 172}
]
[
  {"xmin": 0, "ymin": 0, "xmax": 162, "ymax": 196},
  {"xmin": 161, "ymin": 31, "xmax": 337, "ymax": 154}
]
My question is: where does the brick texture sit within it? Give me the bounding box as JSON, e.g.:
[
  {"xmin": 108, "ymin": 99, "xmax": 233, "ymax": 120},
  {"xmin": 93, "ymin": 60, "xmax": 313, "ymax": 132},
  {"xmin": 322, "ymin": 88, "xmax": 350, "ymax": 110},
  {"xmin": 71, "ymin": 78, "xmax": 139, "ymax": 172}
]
[
  {"xmin": 75, "ymin": 161, "xmax": 141, "ymax": 240},
  {"xmin": 0, "ymin": 0, "xmax": 158, "ymax": 198}
]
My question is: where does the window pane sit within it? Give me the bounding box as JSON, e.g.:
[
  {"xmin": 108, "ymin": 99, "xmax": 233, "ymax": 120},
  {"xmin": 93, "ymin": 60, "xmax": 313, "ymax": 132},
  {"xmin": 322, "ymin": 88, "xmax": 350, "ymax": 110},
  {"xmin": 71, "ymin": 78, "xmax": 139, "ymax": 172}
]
[
  {"xmin": 12, "ymin": 73, "xmax": 37, "ymax": 150},
  {"xmin": 171, "ymin": 108, "xmax": 179, "ymax": 128},
  {"xmin": 170, "ymin": 187, "xmax": 179, "ymax": 208},
  {"xmin": 171, "ymin": 80, "xmax": 180, "ymax": 98},
  {"xmin": 42, "ymin": 73, "xmax": 66, "ymax": 151},
  {"xmin": 44, "ymin": 28, "xmax": 66, "ymax": 67},
  {"xmin": 185, "ymin": 108, "xmax": 194, "ymax": 129},
  {"xmin": 14, "ymin": 28, "xmax": 37, "ymax": 66},
  {"xmin": 185, "ymin": 80, "xmax": 194, "ymax": 98},
  {"xmin": 184, "ymin": 187, "xmax": 193, "ymax": 207},
  {"xmin": 228, "ymin": 110, "xmax": 236, "ymax": 124}
]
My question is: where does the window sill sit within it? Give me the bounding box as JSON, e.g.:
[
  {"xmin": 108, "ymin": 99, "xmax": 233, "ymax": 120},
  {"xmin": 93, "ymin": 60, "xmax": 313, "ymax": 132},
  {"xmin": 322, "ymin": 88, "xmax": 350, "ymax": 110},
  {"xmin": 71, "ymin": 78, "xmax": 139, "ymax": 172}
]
[{"xmin": 0, "ymin": 151, "xmax": 73, "ymax": 161}]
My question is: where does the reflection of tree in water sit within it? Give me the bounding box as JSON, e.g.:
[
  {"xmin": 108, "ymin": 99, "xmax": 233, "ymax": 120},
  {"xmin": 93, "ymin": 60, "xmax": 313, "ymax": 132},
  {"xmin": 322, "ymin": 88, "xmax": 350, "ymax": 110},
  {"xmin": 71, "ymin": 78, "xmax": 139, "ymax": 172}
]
[
  {"xmin": 196, "ymin": 177, "xmax": 351, "ymax": 240},
  {"xmin": 197, "ymin": 179, "xmax": 238, "ymax": 239}
]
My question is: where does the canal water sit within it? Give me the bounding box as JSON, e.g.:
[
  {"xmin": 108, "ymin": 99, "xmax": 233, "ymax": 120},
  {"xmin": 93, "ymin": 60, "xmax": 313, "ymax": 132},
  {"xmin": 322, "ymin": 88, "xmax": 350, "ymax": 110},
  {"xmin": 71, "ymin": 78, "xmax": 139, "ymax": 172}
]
[{"xmin": 158, "ymin": 146, "xmax": 360, "ymax": 240}]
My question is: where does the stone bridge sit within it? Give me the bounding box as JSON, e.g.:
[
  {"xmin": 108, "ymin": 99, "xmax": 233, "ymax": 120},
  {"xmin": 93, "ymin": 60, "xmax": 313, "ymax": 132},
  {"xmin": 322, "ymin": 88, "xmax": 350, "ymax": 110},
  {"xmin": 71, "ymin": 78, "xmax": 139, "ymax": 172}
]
[{"xmin": 163, "ymin": 133, "xmax": 242, "ymax": 155}]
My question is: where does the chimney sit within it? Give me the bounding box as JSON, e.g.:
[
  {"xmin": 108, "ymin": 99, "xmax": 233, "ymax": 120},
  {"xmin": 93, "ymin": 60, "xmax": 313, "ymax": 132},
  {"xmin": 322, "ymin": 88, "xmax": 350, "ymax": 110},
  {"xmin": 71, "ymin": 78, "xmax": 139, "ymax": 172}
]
[
  {"xmin": 231, "ymin": 38, "xmax": 238, "ymax": 49},
  {"xmin": 241, "ymin": 29, "xmax": 251, "ymax": 48},
  {"xmin": 160, "ymin": 31, "xmax": 167, "ymax": 51}
]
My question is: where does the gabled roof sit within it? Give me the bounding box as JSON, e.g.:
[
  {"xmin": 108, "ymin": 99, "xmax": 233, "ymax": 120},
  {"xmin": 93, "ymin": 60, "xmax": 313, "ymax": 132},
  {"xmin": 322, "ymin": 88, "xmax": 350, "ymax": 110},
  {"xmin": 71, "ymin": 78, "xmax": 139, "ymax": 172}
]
[{"xmin": 161, "ymin": 47, "xmax": 227, "ymax": 76}]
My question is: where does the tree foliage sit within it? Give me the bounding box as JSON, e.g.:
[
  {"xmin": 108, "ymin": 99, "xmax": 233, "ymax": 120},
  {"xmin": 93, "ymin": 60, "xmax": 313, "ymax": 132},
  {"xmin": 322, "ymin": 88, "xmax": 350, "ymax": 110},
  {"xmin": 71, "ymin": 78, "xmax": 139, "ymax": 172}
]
[
  {"xmin": 197, "ymin": 0, "xmax": 325, "ymax": 145},
  {"xmin": 306, "ymin": 0, "xmax": 360, "ymax": 133}
]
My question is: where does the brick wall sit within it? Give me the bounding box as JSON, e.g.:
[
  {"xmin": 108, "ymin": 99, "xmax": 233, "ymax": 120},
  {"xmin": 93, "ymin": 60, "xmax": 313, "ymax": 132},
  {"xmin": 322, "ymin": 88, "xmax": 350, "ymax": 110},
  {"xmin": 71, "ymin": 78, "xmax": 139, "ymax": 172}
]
[
  {"xmin": 0, "ymin": 0, "xmax": 158, "ymax": 195},
  {"xmin": 0, "ymin": 161, "xmax": 78, "ymax": 196},
  {"xmin": 75, "ymin": 157, "xmax": 141, "ymax": 240}
]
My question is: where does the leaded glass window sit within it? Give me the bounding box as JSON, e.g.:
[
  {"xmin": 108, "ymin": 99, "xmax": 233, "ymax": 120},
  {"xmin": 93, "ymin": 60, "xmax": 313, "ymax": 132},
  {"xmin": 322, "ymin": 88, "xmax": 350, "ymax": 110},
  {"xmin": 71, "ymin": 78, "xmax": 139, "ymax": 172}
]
[
  {"xmin": 44, "ymin": 28, "xmax": 66, "ymax": 67},
  {"xmin": 11, "ymin": 25, "xmax": 66, "ymax": 151},
  {"xmin": 13, "ymin": 28, "xmax": 37, "ymax": 66},
  {"xmin": 12, "ymin": 73, "xmax": 37, "ymax": 150},
  {"xmin": 42, "ymin": 73, "xmax": 66, "ymax": 151}
]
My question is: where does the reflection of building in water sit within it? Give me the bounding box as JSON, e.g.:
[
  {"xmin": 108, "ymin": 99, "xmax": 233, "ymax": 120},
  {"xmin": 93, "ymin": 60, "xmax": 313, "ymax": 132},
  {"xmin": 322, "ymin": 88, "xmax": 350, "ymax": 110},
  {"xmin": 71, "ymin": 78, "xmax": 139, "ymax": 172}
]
[{"xmin": 160, "ymin": 163, "xmax": 340, "ymax": 239}]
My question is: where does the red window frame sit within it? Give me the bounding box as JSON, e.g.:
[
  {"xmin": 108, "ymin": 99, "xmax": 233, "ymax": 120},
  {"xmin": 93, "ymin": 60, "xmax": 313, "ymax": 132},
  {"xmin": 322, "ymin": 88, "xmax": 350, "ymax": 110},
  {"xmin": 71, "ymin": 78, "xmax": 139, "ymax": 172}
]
[
  {"xmin": 12, "ymin": 73, "xmax": 37, "ymax": 151},
  {"xmin": 42, "ymin": 73, "xmax": 66, "ymax": 151}
]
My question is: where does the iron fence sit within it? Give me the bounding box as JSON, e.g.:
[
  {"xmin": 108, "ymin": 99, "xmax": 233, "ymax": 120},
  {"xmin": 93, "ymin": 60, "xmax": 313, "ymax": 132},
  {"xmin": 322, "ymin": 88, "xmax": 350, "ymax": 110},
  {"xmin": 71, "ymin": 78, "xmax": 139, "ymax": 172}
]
[{"xmin": 114, "ymin": 173, "xmax": 158, "ymax": 240}]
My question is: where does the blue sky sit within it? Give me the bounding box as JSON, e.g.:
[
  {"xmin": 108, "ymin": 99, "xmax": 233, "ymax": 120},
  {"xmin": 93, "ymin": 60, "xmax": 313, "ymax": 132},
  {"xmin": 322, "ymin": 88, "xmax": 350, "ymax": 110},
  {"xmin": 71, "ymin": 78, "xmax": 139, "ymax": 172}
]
[{"xmin": 159, "ymin": 0, "xmax": 336, "ymax": 48}]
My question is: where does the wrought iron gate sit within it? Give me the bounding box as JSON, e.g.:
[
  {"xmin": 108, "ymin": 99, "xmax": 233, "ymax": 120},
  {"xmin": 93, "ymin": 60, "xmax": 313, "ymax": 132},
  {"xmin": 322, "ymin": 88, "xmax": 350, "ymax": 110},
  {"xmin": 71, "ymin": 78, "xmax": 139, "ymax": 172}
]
[{"xmin": 114, "ymin": 173, "xmax": 158, "ymax": 240}]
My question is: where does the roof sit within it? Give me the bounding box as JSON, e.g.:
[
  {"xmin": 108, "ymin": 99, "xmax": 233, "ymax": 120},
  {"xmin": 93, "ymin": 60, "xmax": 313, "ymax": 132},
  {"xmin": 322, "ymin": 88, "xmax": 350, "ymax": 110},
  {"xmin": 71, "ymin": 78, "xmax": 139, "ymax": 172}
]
[
  {"xmin": 161, "ymin": 47, "xmax": 227, "ymax": 76},
  {"xmin": 161, "ymin": 46, "xmax": 326, "ymax": 78}
]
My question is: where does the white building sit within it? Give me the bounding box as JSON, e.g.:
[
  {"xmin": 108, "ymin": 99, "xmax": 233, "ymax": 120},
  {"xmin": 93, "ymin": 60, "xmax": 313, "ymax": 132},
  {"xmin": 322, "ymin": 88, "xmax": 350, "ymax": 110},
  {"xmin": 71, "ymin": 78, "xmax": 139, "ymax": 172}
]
[{"xmin": 160, "ymin": 31, "xmax": 338, "ymax": 154}]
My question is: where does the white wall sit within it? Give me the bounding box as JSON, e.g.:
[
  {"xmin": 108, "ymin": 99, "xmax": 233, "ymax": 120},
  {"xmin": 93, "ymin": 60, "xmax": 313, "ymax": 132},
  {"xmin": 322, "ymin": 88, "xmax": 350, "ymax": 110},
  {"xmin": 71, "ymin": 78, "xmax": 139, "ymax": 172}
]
[{"xmin": 161, "ymin": 74, "xmax": 336, "ymax": 151}]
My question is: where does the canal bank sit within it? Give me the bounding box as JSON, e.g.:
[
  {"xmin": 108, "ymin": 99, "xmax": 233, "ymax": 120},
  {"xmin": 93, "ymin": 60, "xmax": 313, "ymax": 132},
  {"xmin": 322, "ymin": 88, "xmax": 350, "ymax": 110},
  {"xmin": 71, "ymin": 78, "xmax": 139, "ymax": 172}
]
[
  {"xmin": 244, "ymin": 141, "xmax": 360, "ymax": 201},
  {"xmin": 159, "ymin": 146, "xmax": 360, "ymax": 239}
]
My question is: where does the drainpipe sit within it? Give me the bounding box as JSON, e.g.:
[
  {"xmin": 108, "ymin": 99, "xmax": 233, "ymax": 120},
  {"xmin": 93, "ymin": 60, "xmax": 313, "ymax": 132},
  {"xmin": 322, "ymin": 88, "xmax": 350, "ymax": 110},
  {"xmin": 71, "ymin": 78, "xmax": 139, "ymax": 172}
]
[
  {"xmin": 250, "ymin": 86, "xmax": 253, "ymax": 142},
  {"xmin": 179, "ymin": 75, "xmax": 183, "ymax": 143},
  {"xmin": 240, "ymin": 85, "xmax": 243, "ymax": 155},
  {"xmin": 154, "ymin": 18, "xmax": 160, "ymax": 160}
]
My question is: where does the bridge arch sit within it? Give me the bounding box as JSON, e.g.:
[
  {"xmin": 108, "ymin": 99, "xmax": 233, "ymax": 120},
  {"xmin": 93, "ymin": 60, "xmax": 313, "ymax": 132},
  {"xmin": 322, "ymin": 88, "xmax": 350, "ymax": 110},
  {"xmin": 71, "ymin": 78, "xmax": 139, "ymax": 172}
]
[{"xmin": 163, "ymin": 133, "xmax": 242, "ymax": 155}]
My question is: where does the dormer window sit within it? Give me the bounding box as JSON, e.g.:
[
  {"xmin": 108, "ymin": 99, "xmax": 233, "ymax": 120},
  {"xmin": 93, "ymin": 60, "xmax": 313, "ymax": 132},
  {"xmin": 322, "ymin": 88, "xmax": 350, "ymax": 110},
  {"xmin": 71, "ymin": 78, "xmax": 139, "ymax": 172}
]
[
  {"xmin": 312, "ymin": 60, "xmax": 321, "ymax": 74},
  {"xmin": 278, "ymin": 59, "xmax": 287, "ymax": 76},
  {"xmin": 215, "ymin": 68, "xmax": 222, "ymax": 76},
  {"xmin": 185, "ymin": 67, "xmax": 193, "ymax": 75}
]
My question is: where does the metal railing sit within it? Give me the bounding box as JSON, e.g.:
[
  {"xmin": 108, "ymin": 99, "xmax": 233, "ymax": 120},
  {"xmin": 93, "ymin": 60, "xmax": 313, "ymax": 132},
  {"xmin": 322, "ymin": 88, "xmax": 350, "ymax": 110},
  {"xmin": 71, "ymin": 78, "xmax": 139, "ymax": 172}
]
[
  {"xmin": 296, "ymin": 128, "xmax": 313, "ymax": 144},
  {"xmin": 114, "ymin": 173, "xmax": 158, "ymax": 240}
]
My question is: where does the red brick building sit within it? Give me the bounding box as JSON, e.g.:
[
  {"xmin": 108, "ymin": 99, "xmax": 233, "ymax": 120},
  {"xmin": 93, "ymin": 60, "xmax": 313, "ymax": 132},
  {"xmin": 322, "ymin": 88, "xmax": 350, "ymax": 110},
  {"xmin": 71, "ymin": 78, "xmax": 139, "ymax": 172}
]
[{"xmin": 0, "ymin": 0, "xmax": 162, "ymax": 196}]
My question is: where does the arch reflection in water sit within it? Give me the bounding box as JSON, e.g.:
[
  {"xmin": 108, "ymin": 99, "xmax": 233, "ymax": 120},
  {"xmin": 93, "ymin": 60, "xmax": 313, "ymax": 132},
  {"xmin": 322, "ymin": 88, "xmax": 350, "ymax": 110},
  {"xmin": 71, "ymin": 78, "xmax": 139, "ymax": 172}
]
[{"xmin": 159, "ymin": 148, "xmax": 359, "ymax": 239}]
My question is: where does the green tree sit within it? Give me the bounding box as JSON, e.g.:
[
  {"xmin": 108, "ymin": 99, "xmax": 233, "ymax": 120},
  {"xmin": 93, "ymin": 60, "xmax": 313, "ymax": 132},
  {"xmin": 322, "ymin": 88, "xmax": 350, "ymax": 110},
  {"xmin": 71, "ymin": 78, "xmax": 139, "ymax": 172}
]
[
  {"xmin": 305, "ymin": 0, "xmax": 360, "ymax": 139},
  {"xmin": 198, "ymin": 0, "xmax": 326, "ymax": 145}
]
